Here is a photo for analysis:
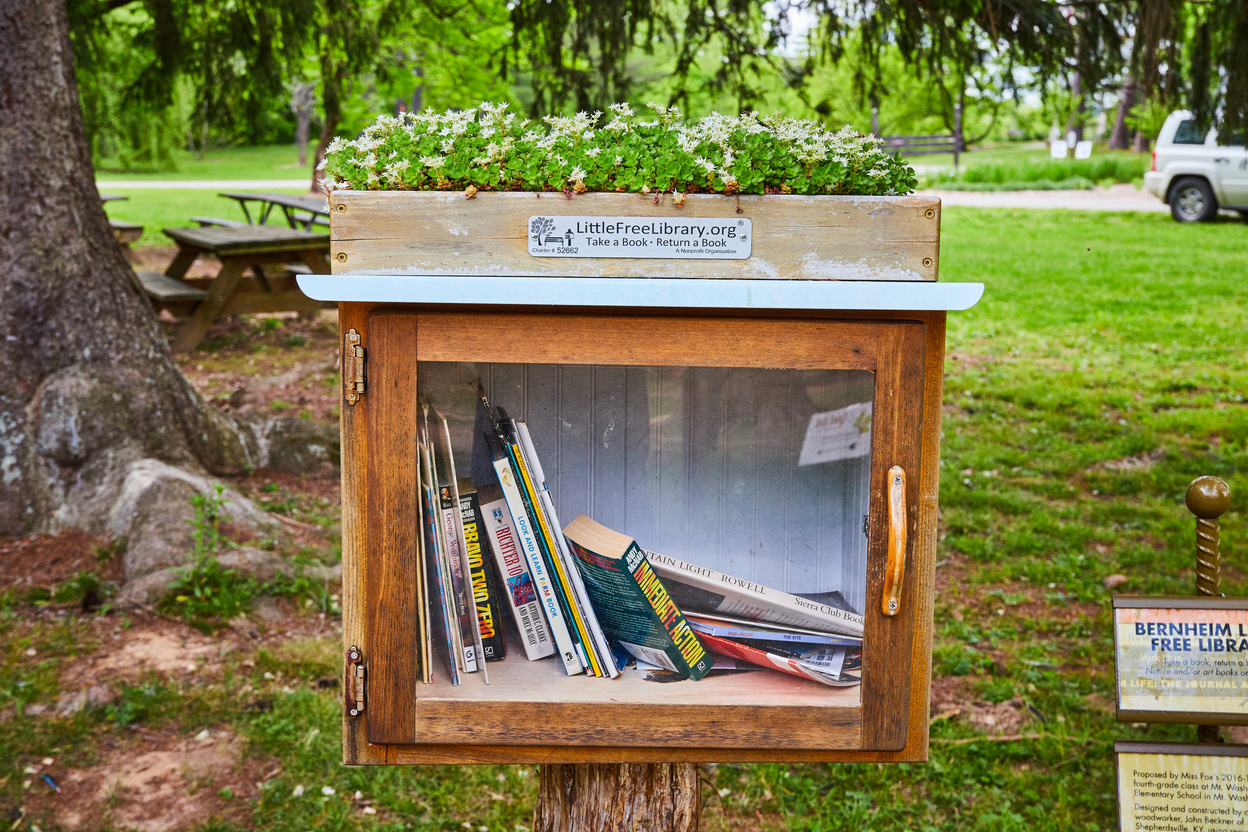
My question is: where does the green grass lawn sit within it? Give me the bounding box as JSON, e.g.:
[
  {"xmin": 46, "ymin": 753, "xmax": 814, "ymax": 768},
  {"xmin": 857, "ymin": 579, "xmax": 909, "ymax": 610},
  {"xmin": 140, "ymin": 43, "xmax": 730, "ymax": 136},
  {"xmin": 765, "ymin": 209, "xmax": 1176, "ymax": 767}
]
[
  {"xmin": 102, "ymin": 188, "xmax": 313, "ymax": 246},
  {"xmin": 95, "ymin": 142, "xmax": 318, "ymax": 181},
  {"xmin": 3, "ymin": 208, "xmax": 1246, "ymax": 831}
]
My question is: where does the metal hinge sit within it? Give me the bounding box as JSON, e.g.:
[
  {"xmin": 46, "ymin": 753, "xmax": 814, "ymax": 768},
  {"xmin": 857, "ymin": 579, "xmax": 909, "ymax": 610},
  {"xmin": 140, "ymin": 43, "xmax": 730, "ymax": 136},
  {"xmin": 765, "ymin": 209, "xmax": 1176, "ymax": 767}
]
[
  {"xmin": 343, "ymin": 329, "xmax": 365, "ymax": 405},
  {"xmin": 346, "ymin": 645, "xmax": 366, "ymax": 719}
]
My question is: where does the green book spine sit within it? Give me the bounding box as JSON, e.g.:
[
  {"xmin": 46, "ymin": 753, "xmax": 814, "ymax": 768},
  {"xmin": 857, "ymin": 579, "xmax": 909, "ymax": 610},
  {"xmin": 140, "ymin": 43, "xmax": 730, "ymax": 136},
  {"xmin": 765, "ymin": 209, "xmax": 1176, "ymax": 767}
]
[{"xmin": 566, "ymin": 537, "xmax": 713, "ymax": 681}]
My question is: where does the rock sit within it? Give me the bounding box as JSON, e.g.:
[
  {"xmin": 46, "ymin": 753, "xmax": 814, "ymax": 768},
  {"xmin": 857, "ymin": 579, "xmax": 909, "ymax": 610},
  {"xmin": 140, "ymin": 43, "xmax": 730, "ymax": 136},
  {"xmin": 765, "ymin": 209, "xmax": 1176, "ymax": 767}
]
[
  {"xmin": 228, "ymin": 615, "xmax": 259, "ymax": 638},
  {"xmin": 217, "ymin": 547, "xmax": 340, "ymax": 583},
  {"xmin": 57, "ymin": 685, "xmax": 116, "ymax": 716},
  {"xmin": 251, "ymin": 596, "xmax": 285, "ymax": 622},
  {"xmin": 115, "ymin": 566, "xmax": 183, "ymax": 607},
  {"xmin": 33, "ymin": 367, "xmax": 131, "ymax": 468},
  {"xmin": 1104, "ymin": 574, "xmax": 1129, "ymax": 590},
  {"xmin": 250, "ymin": 417, "xmax": 339, "ymax": 474},
  {"xmin": 105, "ymin": 459, "xmax": 285, "ymax": 580}
]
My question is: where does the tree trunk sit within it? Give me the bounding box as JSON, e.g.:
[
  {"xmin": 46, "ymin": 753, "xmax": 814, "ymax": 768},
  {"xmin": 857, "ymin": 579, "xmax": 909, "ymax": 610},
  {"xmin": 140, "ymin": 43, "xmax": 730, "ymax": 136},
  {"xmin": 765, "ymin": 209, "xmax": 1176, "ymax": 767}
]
[
  {"xmin": 1065, "ymin": 71, "xmax": 1085, "ymax": 142},
  {"xmin": 1108, "ymin": 77, "xmax": 1136, "ymax": 150},
  {"xmin": 311, "ymin": 60, "xmax": 346, "ymax": 193},
  {"xmin": 534, "ymin": 764, "xmax": 701, "ymax": 832},
  {"xmin": 291, "ymin": 83, "xmax": 316, "ymax": 167},
  {"xmin": 0, "ymin": 0, "xmax": 256, "ymax": 536}
]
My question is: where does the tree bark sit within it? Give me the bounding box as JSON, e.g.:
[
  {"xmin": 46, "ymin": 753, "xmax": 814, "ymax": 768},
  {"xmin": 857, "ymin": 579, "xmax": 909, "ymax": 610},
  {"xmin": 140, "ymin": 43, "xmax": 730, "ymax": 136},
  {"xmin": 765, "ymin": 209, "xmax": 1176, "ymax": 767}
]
[
  {"xmin": 311, "ymin": 59, "xmax": 347, "ymax": 193},
  {"xmin": 291, "ymin": 83, "xmax": 316, "ymax": 167},
  {"xmin": 0, "ymin": 0, "xmax": 254, "ymax": 534},
  {"xmin": 1108, "ymin": 77, "xmax": 1136, "ymax": 150},
  {"xmin": 534, "ymin": 764, "xmax": 701, "ymax": 832},
  {"xmin": 1065, "ymin": 71, "xmax": 1085, "ymax": 142}
]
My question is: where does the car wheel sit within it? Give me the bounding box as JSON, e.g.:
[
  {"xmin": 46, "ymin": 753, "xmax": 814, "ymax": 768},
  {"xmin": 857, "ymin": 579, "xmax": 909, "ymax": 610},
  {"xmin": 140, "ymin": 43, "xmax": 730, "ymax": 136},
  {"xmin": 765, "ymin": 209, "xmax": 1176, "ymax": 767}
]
[{"xmin": 1170, "ymin": 177, "xmax": 1217, "ymax": 222}]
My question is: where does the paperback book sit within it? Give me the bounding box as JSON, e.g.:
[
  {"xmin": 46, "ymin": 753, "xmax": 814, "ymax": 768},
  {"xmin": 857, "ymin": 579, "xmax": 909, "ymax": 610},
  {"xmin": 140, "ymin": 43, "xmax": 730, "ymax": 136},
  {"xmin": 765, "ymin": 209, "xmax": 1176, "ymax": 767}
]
[
  {"xmin": 477, "ymin": 482, "xmax": 556, "ymax": 661},
  {"xmin": 457, "ymin": 482, "xmax": 507, "ymax": 662},
  {"xmin": 696, "ymin": 631, "xmax": 855, "ymax": 687},
  {"xmin": 645, "ymin": 549, "xmax": 865, "ymax": 638},
  {"xmin": 563, "ymin": 515, "xmax": 714, "ymax": 681}
]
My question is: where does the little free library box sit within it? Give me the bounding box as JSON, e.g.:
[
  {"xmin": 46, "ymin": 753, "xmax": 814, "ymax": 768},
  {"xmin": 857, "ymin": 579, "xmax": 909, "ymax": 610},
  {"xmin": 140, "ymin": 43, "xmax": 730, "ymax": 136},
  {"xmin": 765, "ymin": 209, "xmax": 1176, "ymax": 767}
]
[{"xmin": 298, "ymin": 191, "xmax": 983, "ymax": 765}]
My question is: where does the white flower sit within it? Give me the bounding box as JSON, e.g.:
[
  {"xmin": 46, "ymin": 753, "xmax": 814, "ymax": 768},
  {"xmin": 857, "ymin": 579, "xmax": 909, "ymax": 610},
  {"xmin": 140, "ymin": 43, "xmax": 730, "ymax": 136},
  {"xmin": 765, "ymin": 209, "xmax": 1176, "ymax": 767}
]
[
  {"xmin": 585, "ymin": 147, "xmax": 601, "ymax": 158},
  {"xmin": 568, "ymin": 166, "xmax": 587, "ymax": 182},
  {"xmin": 383, "ymin": 159, "xmax": 411, "ymax": 183},
  {"xmin": 292, "ymin": 785, "xmax": 305, "ymax": 798},
  {"xmin": 420, "ymin": 156, "xmax": 446, "ymax": 168},
  {"xmin": 322, "ymin": 786, "xmax": 336, "ymax": 796}
]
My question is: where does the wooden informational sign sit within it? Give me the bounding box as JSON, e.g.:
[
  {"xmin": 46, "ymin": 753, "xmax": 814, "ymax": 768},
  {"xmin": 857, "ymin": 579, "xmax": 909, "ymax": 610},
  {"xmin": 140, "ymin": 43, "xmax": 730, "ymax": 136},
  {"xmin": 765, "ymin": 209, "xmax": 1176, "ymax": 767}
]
[
  {"xmin": 1116, "ymin": 742, "xmax": 1248, "ymax": 831},
  {"xmin": 1114, "ymin": 597, "xmax": 1248, "ymax": 725}
]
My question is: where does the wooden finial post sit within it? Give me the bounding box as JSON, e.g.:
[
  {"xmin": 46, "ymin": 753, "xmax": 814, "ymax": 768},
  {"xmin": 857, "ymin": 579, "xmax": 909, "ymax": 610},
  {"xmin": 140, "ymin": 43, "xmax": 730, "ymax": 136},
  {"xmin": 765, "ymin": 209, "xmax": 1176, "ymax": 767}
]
[
  {"xmin": 534, "ymin": 763, "xmax": 701, "ymax": 832},
  {"xmin": 1185, "ymin": 476, "xmax": 1231, "ymax": 743}
]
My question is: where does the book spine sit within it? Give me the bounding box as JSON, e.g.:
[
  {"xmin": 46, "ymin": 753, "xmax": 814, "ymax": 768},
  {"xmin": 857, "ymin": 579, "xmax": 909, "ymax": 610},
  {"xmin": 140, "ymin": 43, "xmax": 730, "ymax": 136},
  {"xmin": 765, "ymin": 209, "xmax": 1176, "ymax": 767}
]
[
  {"xmin": 491, "ymin": 453, "xmax": 583, "ymax": 675},
  {"xmin": 623, "ymin": 543, "xmax": 713, "ymax": 681},
  {"xmin": 646, "ymin": 549, "xmax": 865, "ymax": 637},
  {"xmin": 440, "ymin": 489, "xmax": 479, "ymax": 673},
  {"xmin": 420, "ymin": 480, "xmax": 459, "ymax": 685},
  {"xmin": 502, "ymin": 437, "xmax": 593, "ymax": 674},
  {"xmin": 480, "ymin": 493, "xmax": 556, "ymax": 660},
  {"xmin": 460, "ymin": 492, "xmax": 507, "ymax": 662}
]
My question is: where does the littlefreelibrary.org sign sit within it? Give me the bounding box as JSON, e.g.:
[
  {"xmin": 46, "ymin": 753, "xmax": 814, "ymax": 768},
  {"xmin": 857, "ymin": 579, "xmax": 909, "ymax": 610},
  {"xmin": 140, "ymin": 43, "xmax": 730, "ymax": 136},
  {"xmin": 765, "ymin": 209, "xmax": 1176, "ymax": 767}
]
[{"xmin": 528, "ymin": 216, "xmax": 752, "ymax": 259}]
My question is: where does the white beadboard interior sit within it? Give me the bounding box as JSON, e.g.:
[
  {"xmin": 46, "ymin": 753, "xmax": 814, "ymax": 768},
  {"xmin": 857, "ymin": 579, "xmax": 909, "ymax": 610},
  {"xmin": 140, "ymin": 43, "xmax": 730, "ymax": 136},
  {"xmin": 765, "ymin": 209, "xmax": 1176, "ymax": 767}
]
[{"xmin": 419, "ymin": 362, "xmax": 872, "ymax": 615}]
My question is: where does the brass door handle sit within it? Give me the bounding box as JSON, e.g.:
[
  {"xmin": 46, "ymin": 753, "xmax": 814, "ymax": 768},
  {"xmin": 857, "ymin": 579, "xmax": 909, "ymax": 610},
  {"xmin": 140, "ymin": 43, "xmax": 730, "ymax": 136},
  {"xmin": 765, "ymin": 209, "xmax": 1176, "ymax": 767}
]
[{"xmin": 882, "ymin": 466, "xmax": 907, "ymax": 616}]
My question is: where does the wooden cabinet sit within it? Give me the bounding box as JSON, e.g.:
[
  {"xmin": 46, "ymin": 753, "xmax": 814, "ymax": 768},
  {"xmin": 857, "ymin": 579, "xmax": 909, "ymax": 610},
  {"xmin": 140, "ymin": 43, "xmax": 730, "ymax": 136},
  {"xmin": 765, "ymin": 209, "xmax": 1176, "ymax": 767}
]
[{"xmin": 303, "ymin": 192, "xmax": 981, "ymax": 765}]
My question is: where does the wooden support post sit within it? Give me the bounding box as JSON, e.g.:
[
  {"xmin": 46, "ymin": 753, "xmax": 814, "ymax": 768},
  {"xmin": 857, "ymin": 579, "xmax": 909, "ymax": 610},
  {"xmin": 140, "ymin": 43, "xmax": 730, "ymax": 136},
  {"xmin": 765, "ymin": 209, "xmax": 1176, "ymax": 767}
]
[
  {"xmin": 534, "ymin": 763, "xmax": 701, "ymax": 832},
  {"xmin": 1186, "ymin": 476, "xmax": 1232, "ymax": 743}
]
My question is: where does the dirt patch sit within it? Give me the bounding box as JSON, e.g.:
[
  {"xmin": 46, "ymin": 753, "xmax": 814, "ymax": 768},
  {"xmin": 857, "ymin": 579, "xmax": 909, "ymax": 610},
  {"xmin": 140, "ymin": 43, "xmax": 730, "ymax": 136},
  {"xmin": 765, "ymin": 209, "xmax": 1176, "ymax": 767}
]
[
  {"xmin": 28, "ymin": 729, "xmax": 268, "ymax": 832},
  {"xmin": 1097, "ymin": 447, "xmax": 1165, "ymax": 472},
  {"xmin": 247, "ymin": 469, "xmax": 342, "ymax": 506},
  {"xmin": 170, "ymin": 309, "xmax": 343, "ymax": 423},
  {"xmin": 930, "ymin": 677, "xmax": 1034, "ymax": 735},
  {"xmin": 0, "ymin": 530, "xmax": 122, "ymax": 591}
]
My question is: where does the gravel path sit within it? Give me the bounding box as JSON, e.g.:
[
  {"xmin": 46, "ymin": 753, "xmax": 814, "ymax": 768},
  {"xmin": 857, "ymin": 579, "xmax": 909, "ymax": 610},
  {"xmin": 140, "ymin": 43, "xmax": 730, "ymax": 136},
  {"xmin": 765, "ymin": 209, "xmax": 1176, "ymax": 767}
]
[
  {"xmin": 93, "ymin": 179, "xmax": 1199, "ymax": 216},
  {"xmin": 920, "ymin": 183, "xmax": 1168, "ymax": 213},
  {"xmin": 96, "ymin": 179, "xmax": 308, "ymax": 190}
]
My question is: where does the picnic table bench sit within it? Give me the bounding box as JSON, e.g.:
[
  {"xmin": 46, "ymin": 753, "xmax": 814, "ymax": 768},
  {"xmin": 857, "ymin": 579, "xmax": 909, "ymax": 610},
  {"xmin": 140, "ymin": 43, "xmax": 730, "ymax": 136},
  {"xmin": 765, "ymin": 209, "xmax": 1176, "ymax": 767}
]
[
  {"xmin": 212, "ymin": 191, "xmax": 331, "ymax": 231},
  {"xmin": 99, "ymin": 193, "xmax": 144, "ymax": 250},
  {"xmin": 881, "ymin": 134, "xmax": 961, "ymax": 167},
  {"xmin": 144, "ymin": 225, "xmax": 333, "ymax": 351}
]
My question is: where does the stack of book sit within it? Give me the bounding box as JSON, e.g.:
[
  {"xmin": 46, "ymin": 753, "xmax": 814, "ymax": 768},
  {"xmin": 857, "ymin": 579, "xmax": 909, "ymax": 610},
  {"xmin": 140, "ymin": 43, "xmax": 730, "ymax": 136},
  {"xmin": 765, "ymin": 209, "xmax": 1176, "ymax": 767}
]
[{"xmin": 413, "ymin": 382, "xmax": 864, "ymax": 688}]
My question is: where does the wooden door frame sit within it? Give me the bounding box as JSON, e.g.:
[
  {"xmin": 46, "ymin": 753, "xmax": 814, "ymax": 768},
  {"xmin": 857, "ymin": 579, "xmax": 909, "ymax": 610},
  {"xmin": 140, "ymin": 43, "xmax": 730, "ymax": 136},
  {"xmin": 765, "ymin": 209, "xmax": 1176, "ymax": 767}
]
[{"xmin": 341, "ymin": 303, "xmax": 946, "ymax": 765}]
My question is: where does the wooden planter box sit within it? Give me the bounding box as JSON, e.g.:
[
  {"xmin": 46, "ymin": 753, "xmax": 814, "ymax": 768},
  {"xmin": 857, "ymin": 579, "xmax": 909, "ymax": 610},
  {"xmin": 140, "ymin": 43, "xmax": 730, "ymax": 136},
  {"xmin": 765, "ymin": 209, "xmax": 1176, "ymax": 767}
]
[{"xmin": 301, "ymin": 190, "xmax": 981, "ymax": 765}]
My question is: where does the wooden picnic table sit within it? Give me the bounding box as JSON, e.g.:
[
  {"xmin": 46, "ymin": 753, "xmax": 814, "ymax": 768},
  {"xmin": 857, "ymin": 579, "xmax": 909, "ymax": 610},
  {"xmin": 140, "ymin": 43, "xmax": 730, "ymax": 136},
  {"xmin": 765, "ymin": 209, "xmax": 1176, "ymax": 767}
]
[
  {"xmin": 218, "ymin": 191, "xmax": 330, "ymax": 231},
  {"xmin": 159, "ymin": 225, "xmax": 332, "ymax": 351}
]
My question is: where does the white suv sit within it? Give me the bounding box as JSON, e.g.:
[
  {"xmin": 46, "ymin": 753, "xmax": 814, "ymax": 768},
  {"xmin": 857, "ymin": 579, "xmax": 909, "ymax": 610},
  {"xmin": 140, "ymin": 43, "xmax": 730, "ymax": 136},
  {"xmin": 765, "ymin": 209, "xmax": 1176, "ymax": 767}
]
[{"xmin": 1144, "ymin": 110, "xmax": 1248, "ymax": 222}]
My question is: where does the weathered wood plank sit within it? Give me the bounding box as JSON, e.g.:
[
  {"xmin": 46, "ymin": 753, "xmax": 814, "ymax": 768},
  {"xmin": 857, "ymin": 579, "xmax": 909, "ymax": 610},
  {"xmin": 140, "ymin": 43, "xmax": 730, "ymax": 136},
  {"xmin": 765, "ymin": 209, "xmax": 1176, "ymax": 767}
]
[
  {"xmin": 415, "ymin": 312, "xmax": 880, "ymax": 369},
  {"xmin": 414, "ymin": 702, "xmax": 860, "ymax": 749},
  {"xmin": 387, "ymin": 742, "xmax": 928, "ymax": 765},
  {"xmin": 364, "ymin": 311, "xmax": 421, "ymax": 744},
  {"xmin": 339, "ymin": 303, "xmax": 389, "ymax": 765},
  {"xmin": 860, "ymin": 322, "xmax": 926, "ymax": 750},
  {"xmin": 163, "ymin": 224, "xmax": 328, "ymax": 255},
  {"xmin": 330, "ymin": 191, "xmax": 940, "ymax": 281}
]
